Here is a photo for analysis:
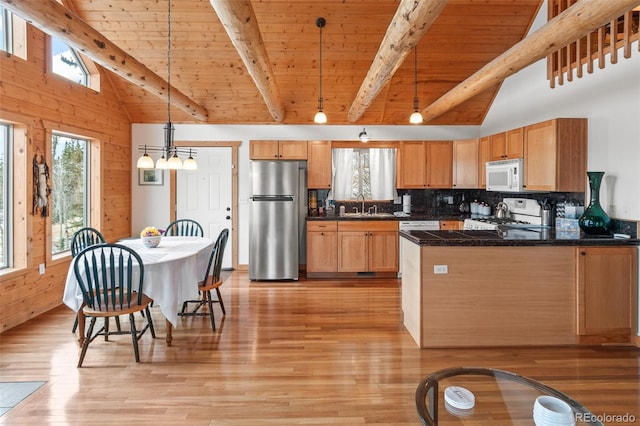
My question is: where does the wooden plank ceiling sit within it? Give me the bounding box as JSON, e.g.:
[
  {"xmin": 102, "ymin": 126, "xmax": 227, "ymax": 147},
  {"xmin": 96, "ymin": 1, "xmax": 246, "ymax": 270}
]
[{"xmin": 68, "ymin": 0, "xmax": 543, "ymax": 125}]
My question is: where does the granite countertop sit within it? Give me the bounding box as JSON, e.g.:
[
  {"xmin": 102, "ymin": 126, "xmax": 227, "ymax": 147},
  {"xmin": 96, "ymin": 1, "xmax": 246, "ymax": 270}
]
[
  {"xmin": 400, "ymin": 228, "xmax": 640, "ymax": 247},
  {"xmin": 307, "ymin": 213, "xmax": 468, "ymax": 221}
]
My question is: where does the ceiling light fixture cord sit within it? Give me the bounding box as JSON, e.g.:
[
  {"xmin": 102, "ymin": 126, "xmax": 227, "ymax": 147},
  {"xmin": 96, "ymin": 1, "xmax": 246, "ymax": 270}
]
[
  {"xmin": 410, "ymin": 46, "xmax": 423, "ymax": 124},
  {"xmin": 166, "ymin": 0, "xmax": 172, "ymax": 157},
  {"xmin": 314, "ymin": 17, "xmax": 327, "ymax": 123}
]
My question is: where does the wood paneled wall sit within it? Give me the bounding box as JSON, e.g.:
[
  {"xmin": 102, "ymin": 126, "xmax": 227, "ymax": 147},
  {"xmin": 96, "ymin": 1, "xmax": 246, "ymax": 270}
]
[{"xmin": 0, "ymin": 25, "xmax": 132, "ymax": 332}]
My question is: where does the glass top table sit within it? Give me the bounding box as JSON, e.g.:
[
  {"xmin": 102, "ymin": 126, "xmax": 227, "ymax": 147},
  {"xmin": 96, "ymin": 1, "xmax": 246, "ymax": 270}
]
[{"xmin": 415, "ymin": 367, "xmax": 604, "ymax": 425}]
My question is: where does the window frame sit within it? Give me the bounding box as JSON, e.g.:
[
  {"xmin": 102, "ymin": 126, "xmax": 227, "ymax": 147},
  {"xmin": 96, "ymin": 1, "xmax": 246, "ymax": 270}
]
[
  {"xmin": 43, "ymin": 122, "xmax": 102, "ymax": 264},
  {"xmin": 0, "ymin": 116, "xmax": 28, "ymax": 278},
  {"xmin": 48, "ymin": 35, "xmax": 101, "ymax": 91},
  {"xmin": 50, "ymin": 131, "xmax": 90, "ymax": 256},
  {"xmin": 0, "ymin": 6, "xmax": 26, "ymax": 59},
  {"xmin": 0, "ymin": 123, "xmax": 13, "ymax": 269}
]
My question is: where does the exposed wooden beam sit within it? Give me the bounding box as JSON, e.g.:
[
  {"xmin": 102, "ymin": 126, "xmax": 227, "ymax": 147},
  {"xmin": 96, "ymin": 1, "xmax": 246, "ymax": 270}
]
[
  {"xmin": 421, "ymin": 0, "xmax": 640, "ymax": 123},
  {"xmin": 210, "ymin": 0, "xmax": 285, "ymax": 123},
  {"xmin": 347, "ymin": 0, "xmax": 448, "ymax": 123},
  {"xmin": 0, "ymin": 0, "xmax": 209, "ymax": 121}
]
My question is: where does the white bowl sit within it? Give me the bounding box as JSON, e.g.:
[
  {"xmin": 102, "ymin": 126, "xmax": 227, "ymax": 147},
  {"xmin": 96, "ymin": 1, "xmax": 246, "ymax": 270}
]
[
  {"xmin": 141, "ymin": 235, "xmax": 161, "ymax": 248},
  {"xmin": 533, "ymin": 396, "xmax": 575, "ymax": 426}
]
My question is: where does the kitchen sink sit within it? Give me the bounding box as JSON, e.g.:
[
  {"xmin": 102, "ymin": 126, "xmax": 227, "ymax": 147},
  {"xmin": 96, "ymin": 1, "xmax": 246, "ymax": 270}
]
[{"xmin": 341, "ymin": 212, "xmax": 395, "ymax": 218}]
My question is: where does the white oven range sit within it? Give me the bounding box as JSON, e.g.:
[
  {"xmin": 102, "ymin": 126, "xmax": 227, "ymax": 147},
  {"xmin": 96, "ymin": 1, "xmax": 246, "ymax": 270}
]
[{"xmin": 463, "ymin": 198, "xmax": 543, "ymax": 230}]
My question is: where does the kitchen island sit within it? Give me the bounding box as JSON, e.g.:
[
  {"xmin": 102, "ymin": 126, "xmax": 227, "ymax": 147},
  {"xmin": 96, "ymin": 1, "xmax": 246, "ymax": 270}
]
[{"xmin": 400, "ymin": 229, "xmax": 639, "ymax": 348}]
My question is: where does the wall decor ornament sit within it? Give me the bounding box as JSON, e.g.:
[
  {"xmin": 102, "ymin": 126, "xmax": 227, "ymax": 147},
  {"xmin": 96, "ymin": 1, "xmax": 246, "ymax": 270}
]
[
  {"xmin": 578, "ymin": 171, "xmax": 611, "ymax": 235},
  {"xmin": 32, "ymin": 152, "xmax": 51, "ymax": 217}
]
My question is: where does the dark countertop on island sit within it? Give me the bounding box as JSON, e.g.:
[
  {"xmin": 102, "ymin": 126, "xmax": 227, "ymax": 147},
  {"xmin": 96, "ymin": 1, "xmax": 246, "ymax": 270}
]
[{"xmin": 400, "ymin": 228, "xmax": 640, "ymax": 247}]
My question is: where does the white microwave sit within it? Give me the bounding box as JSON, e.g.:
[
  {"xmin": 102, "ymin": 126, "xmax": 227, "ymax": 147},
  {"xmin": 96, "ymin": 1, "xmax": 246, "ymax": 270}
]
[{"xmin": 486, "ymin": 158, "xmax": 524, "ymax": 192}]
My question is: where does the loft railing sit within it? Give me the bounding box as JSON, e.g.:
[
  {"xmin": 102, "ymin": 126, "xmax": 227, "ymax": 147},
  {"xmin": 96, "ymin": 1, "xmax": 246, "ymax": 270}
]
[{"xmin": 547, "ymin": 1, "xmax": 639, "ymax": 88}]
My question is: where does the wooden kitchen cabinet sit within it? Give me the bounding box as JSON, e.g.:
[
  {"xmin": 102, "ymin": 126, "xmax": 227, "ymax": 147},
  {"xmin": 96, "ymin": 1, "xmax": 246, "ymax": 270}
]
[
  {"xmin": 307, "ymin": 140, "xmax": 332, "ymax": 189},
  {"xmin": 478, "ymin": 136, "xmax": 491, "ymax": 188},
  {"xmin": 306, "ymin": 221, "xmax": 338, "ymax": 273},
  {"xmin": 250, "ymin": 140, "xmax": 308, "ymax": 160},
  {"xmin": 396, "ymin": 141, "xmax": 427, "ymax": 188},
  {"xmin": 452, "ymin": 139, "xmax": 479, "ymax": 189},
  {"xmin": 576, "ymin": 246, "xmax": 637, "ymax": 343},
  {"xmin": 337, "ymin": 221, "xmax": 398, "ymax": 273},
  {"xmin": 440, "ymin": 220, "xmax": 463, "ymax": 230},
  {"xmin": 397, "ymin": 141, "xmax": 452, "ymax": 189},
  {"xmin": 523, "ymin": 118, "xmax": 587, "ymax": 192},
  {"xmin": 488, "ymin": 132, "xmax": 507, "ymax": 161},
  {"xmin": 425, "ymin": 141, "xmax": 452, "ymax": 188},
  {"xmin": 505, "ymin": 127, "xmax": 525, "ymax": 158},
  {"xmin": 489, "ymin": 129, "xmax": 524, "ymax": 160}
]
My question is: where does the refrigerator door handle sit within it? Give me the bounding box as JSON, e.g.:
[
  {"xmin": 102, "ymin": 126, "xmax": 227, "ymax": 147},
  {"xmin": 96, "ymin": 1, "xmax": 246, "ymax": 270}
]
[{"xmin": 250, "ymin": 195, "xmax": 296, "ymax": 202}]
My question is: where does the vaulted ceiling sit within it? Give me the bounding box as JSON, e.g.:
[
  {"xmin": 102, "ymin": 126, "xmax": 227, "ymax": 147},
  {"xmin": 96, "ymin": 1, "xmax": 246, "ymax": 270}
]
[{"xmin": 5, "ymin": 0, "xmax": 636, "ymax": 125}]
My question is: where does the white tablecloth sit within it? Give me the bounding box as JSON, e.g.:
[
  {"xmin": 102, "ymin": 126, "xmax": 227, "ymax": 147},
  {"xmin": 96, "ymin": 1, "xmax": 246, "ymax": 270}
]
[{"xmin": 63, "ymin": 236, "xmax": 214, "ymax": 327}]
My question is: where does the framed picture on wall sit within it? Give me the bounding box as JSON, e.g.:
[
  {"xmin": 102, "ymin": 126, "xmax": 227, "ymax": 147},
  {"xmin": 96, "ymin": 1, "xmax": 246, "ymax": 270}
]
[{"xmin": 138, "ymin": 169, "xmax": 164, "ymax": 186}]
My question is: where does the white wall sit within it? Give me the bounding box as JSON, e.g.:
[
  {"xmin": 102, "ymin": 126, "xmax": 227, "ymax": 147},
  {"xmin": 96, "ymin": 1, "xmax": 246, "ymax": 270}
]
[{"xmin": 131, "ymin": 124, "xmax": 479, "ymax": 265}]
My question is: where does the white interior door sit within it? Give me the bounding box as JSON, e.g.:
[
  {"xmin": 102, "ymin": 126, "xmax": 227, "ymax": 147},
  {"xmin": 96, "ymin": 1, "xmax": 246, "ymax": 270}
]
[{"xmin": 177, "ymin": 147, "xmax": 233, "ymax": 269}]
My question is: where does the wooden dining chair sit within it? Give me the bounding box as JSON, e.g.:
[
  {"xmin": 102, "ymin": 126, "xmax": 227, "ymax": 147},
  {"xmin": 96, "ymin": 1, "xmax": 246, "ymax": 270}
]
[
  {"xmin": 73, "ymin": 243, "xmax": 155, "ymax": 367},
  {"xmin": 69, "ymin": 227, "xmax": 119, "ymax": 333},
  {"xmin": 164, "ymin": 219, "xmax": 204, "ymax": 237},
  {"xmin": 178, "ymin": 228, "xmax": 229, "ymax": 331}
]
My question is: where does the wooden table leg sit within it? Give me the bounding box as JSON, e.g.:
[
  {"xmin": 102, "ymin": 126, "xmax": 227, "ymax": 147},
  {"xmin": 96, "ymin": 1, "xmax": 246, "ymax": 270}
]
[
  {"xmin": 165, "ymin": 319, "xmax": 173, "ymax": 346},
  {"xmin": 77, "ymin": 309, "xmax": 86, "ymax": 347}
]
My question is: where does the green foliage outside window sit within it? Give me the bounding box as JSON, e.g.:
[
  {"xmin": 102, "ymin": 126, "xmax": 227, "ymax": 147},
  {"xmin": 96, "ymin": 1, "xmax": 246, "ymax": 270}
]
[{"xmin": 51, "ymin": 134, "xmax": 87, "ymax": 254}]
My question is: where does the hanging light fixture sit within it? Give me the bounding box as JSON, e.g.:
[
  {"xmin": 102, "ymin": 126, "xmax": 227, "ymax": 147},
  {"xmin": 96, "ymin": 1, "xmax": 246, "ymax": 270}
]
[
  {"xmin": 136, "ymin": 145, "xmax": 155, "ymax": 169},
  {"xmin": 136, "ymin": 0, "xmax": 197, "ymax": 170},
  {"xmin": 358, "ymin": 128, "xmax": 370, "ymax": 142},
  {"xmin": 313, "ymin": 17, "xmax": 327, "ymax": 124},
  {"xmin": 409, "ymin": 46, "xmax": 424, "ymax": 124}
]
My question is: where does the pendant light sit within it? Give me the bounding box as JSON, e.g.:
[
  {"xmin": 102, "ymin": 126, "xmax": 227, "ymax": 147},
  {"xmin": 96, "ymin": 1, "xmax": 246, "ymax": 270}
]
[
  {"xmin": 136, "ymin": 0, "xmax": 197, "ymax": 170},
  {"xmin": 409, "ymin": 46, "xmax": 424, "ymax": 124},
  {"xmin": 136, "ymin": 145, "xmax": 155, "ymax": 169},
  {"xmin": 358, "ymin": 128, "xmax": 370, "ymax": 143},
  {"xmin": 313, "ymin": 17, "xmax": 327, "ymax": 124}
]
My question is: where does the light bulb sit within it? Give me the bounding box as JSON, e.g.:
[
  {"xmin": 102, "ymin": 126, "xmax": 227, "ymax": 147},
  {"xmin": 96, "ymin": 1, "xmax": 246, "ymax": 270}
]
[
  {"xmin": 167, "ymin": 153, "xmax": 182, "ymax": 169},
  {"xmin": 410, "ymin": 111, "xmax": 424, "ymax": 124},
  {"xmin": 314, "ymin": 110, "xmax": 327, "ymax": 124},
  {"xmin": 155, "ymin": 156, "xmax": 168, "ymax": 169},
  {"xmin": 137, "ymin": 153, "xmax": 155, "ymax": 169},
  {"xmin": 183, "ymin": 156, "xmax": 197, "ymax": 170}
]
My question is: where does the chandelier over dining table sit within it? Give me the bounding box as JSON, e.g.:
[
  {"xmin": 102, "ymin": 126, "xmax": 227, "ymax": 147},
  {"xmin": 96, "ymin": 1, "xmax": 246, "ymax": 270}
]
[{"xmin": 136, "ymin": 0, "xmax": 197, "ymax": 170}]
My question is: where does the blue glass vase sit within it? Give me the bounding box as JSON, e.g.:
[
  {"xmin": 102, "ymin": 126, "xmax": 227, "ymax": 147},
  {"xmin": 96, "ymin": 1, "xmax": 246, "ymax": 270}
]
[{"xmin": 578, "ymin": 171, "xmax": 611, "ymax": 235}]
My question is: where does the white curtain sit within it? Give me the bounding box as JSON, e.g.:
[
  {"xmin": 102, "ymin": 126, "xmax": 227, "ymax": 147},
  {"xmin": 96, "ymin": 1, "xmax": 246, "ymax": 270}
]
[
  {"xmin": 370, "ymin": 148, "xmax": 396, "ymax": 200},
  {"xmin": 331, "ymin": 148, "xmax": 354, "ymax": 201}
]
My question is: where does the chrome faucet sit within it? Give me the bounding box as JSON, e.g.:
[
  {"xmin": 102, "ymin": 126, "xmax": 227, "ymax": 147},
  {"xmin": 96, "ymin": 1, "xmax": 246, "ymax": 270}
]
[
  {"xmin": 368, "ymin": 205, "xmax": 377, "ymax": 215},
  {"xmin": 356, "ymin": 193, "xmax": 365, "ymax": 216}
]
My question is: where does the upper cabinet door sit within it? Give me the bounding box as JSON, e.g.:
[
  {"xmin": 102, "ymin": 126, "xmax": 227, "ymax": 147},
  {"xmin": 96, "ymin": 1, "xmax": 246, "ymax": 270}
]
[
  {"xmin": 426, "ymin": 141, "xmax": 452, "ymax": 189},
  {"xmin": 250, "ymin": 140, "xmax": 279, "ymax": 160},
  {"xmin": 505, "ymin": 127, "xmax": 524, "ymax": 159},
  {"xmin": 453, "ymin": 139, "xmax": 479, "ymax": 189},
  {"xmin": 489, "ymin": 132, "xmax": 507, "ymax": 161},
  {"xmin": 278, "ymin": 141, "xmax": 308, "ymax": 160},
  {"xmin": 308, "ymin": 140, "xmax": 332, "ymax": 189},
  {"xmin": 397, "ymin": 141, "xmax": 427, "ymax": 188},
  {"xmin": 524, "ymin": 118, "xmax": 587, "ymax": 192},
  {"xmin": 250, "ymin": 140, "xmax": 308, "ymax": 160}
]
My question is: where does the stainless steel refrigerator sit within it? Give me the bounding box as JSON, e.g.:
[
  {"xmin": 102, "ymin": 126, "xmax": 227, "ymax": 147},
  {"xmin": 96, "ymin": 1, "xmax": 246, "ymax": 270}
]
[{"xmin": 249, "ymin": 161, "xmax": 302, "ymax": 280}]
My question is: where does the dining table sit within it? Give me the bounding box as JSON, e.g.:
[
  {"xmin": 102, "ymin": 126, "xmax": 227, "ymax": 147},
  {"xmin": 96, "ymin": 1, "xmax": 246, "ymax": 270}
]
[{"xmin": 63, "ymin": 235, "xmax": 214, "ymax": 346}]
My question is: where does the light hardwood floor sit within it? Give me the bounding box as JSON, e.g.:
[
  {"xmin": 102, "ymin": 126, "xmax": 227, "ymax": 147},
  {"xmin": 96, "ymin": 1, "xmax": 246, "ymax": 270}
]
[{"xmin": 0, "ymin": 271, "xmax": 638, "ymax": 425}]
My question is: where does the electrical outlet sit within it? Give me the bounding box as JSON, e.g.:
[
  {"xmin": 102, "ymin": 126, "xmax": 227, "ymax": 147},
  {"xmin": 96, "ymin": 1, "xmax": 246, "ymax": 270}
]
[
  {"xmin": 447, "ymin": 196, "xmax": 454, "ymax": 205},
  {"xmin": 39, "ymin": 263, "xmax": 45, "ymax": 275},
  {"xmin": 434, "ymin": 265, "xmax": 448, "ymax": 274}
]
